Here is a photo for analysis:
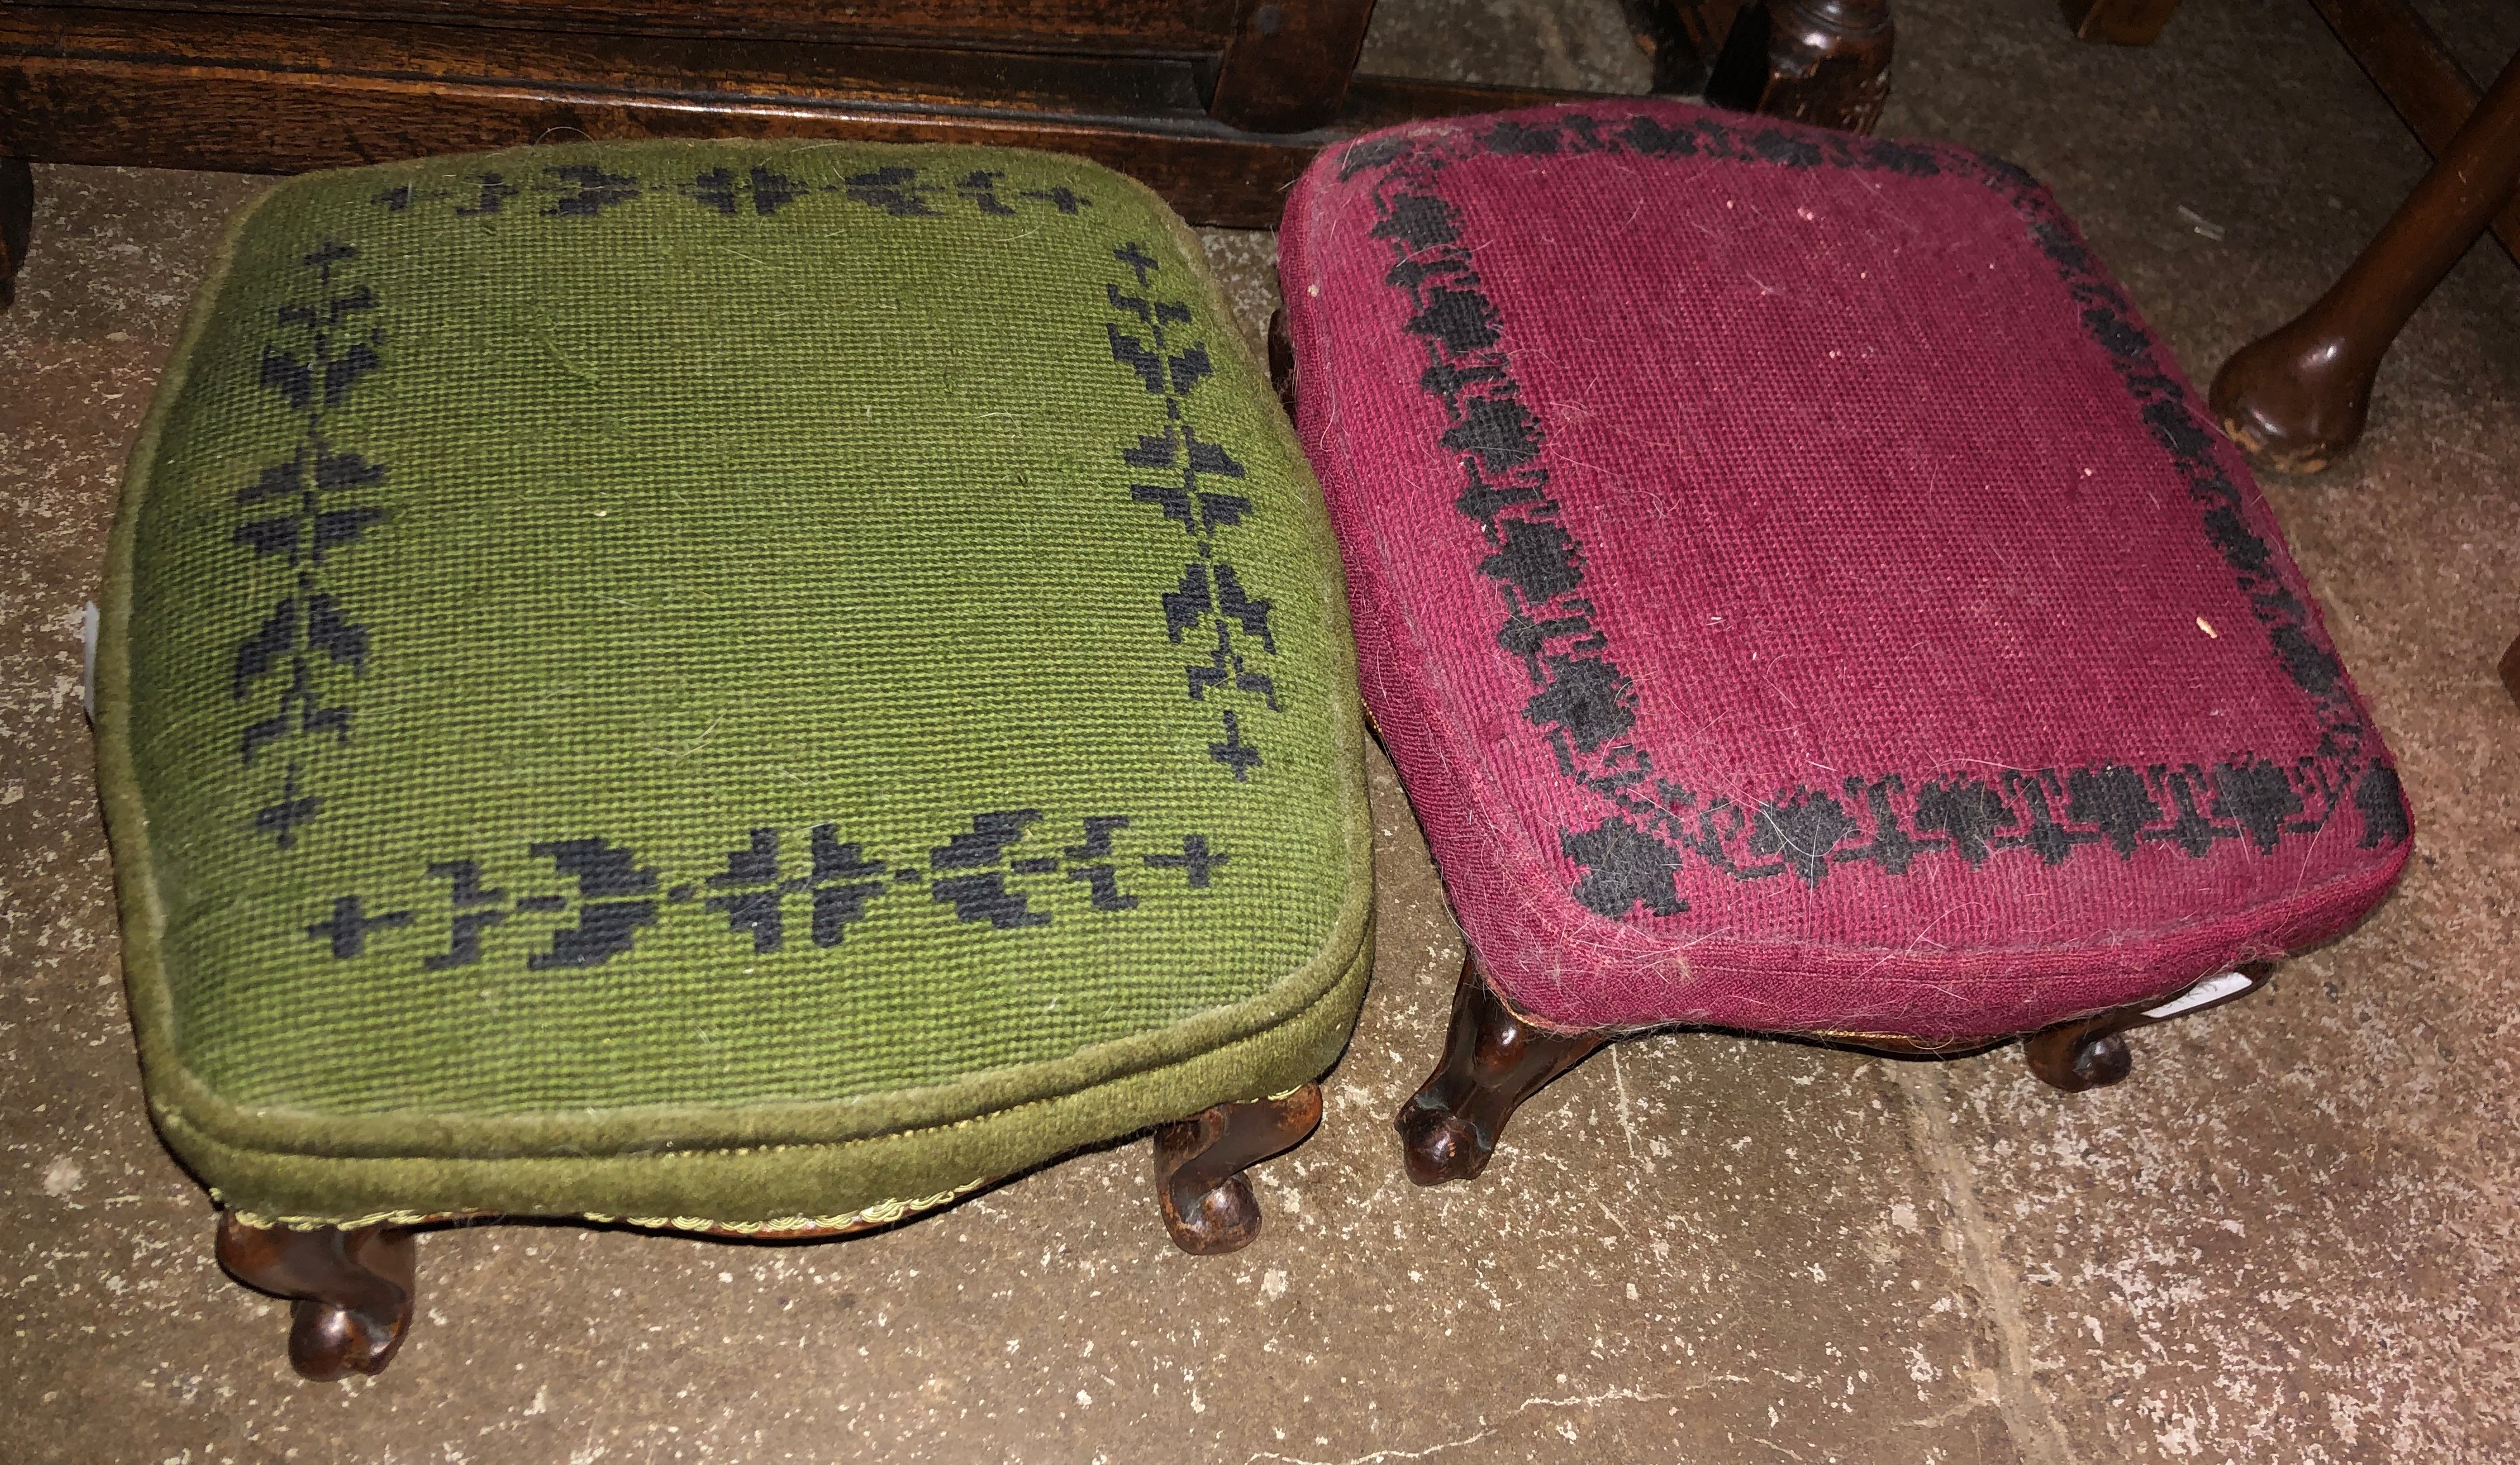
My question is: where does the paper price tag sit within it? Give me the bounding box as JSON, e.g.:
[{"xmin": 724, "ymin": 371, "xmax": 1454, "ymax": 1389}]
[{"xmin": 2141, "ymin": 970, "xmax": 2252, "ymax": 1021}]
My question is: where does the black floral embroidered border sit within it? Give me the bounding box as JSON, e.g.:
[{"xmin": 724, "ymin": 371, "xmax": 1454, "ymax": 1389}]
[
  {"xmin": 369, "ymin": 161, "xmax": 1095, "ymax": 223},
  {"xmin": 229, "ymin": 162, "xmax": 1105, "ymax": 855},
  {"xmin": 308, "ymin": 811, "xmax": 1229, "ymax": 970},
  {"xmin": 1338, "ymin": 111, "xmax": 2409, "ymax": 921},
  {"xmin": 1103, "ymin": 241, "xmax": 1283, "ymax": 781},
  {"xmin": 230, "ymin": 240, "xmax": 390, "ymax": 848}
]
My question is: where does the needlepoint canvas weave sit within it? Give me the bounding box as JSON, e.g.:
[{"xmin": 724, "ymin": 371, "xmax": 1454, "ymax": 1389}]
[
  {"xmin": 98, "ymin": 141, "xmax": 1370, "ymax": 1224},
  {"xmin": 1279, "ymin": 99, "xmax": 2407, "ymax": 1041}
]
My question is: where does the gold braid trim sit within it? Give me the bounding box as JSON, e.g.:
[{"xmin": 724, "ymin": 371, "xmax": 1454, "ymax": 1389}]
[{"xmin": 218, "ymin": 1177, "xmax": 989, "ymax": 1236}]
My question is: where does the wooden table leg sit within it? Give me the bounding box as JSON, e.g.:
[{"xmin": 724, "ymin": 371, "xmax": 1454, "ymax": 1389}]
[
  {"xmin": 1690, "ymin": 0, "xmax": 1895, "ymax": 135},
  {"xmin": 1, "ymin": 157, "xmax": 31, "ymax": 312},
  {"xmin": 2210, "ymin": 49, "xmax": 2520, "ymax": 472}
]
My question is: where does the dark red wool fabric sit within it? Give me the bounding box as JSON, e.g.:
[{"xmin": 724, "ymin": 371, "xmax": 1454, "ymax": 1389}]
[{"xmin": 1280, "ymin": 99, "xmax": 2410, "ymax": 1040}]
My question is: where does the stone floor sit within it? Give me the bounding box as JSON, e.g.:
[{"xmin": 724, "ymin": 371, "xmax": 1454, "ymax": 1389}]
[{"xmin": 5, "ymin": 1, "xmax": 2518, "ymax": 1461}]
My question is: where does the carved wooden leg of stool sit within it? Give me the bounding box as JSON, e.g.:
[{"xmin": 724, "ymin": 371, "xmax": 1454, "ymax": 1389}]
[
  {"xmin": 1154, "ymin": 1083, "xmax": 1324, "ymax": 1255},
  {"xmin": 1, "ymin": 157, "xmax": 32, "ymax": 312},
  {"xmin": 1704, "ymin": 0, "xmax": 1895, "ymax": 135},
  {"xmin": 2022, "ymin": 966, "xmax": 2269, "ymax": 1093},
  {"xmin": 215, "ymin": 1212, "xmax": 418, "ymax": 1380},
  {"xmin": 1395, "ymin": 955, "xmax": 1610, "ymax": 1185},
  {"xmin": 2061, "ymin": 0, "xmax": 2183, "ymax": 46},
  {"xmin": 2210, "ymin": 50, "xmax": 2520, "ymax": 472}
]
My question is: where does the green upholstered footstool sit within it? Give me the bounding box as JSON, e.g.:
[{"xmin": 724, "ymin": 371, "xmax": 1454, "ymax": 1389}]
[{"xmin": 96, "ymin": 141, "xmax": 1371, "ymax": 1379}]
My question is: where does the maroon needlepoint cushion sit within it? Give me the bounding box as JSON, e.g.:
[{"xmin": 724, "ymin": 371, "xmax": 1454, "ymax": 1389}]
[{"xmin": 1279, "ymin": 99, "xmax": 2411, "ymax": 1041}]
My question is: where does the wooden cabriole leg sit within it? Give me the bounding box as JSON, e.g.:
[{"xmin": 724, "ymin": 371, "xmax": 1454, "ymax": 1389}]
[
  {"xmin": 2210, "ymin": 49, "xmax": 2520, "ymax": 472},
  {"xmin": 1395, "ymin": 955, "xmax": 1610, "ymax": 1186},
  {"xmin": 2022, "ymin": 965, "xmax": 2271, "ymax": 1093},
  {"xmin": 215, "ymin": 1212, "xmax": 417, "ymax": 1380},
  {"xmin": 2061, "ymin": 0, "xmax": 2183, "ymax": 46},
  {"xmin": 1, "ymin": 156, "xmax": 32, "ymax": 312},
  {"xmin": 1154, "ymin": 1083, "xmax": 1324, "ymax": 1255},
  {"xmin": 1703, "ymin": 0, "xmax": 1895, "ymax": 136}
]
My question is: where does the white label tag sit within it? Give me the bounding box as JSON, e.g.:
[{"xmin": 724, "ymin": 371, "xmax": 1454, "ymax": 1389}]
[{"xmin": 2141, "ymin": 970, "xmax": 2252, "ymax": 1021}]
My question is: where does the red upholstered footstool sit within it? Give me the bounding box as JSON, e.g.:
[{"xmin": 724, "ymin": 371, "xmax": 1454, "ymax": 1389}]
[{"xmin": 1275, "ymin": 99, "xmax": 2412, "ymax": 1184}]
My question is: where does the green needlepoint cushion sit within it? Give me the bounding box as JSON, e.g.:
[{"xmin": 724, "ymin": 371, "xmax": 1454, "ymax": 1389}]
[{"xmin": 97, "ymin": 141, "xmax": 1371, "ymax": 1228}]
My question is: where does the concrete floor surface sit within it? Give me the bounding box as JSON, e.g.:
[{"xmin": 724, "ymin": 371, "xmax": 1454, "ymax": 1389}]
[{"xmin": 4, "ymin": 1, "xmax": 2517, "ymax": 1461}]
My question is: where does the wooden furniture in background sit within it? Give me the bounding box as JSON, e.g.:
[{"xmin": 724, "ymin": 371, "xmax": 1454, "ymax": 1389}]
[
  {"xmin": 1624, "ymin": 0, "xmax": 1896, "ymax": 133},
  {"xmin": 2212, "ymin": 6, "xmax": 2520, "ymax": 708},
  {"xmin": 1616, "ymin": 0, "xmax": 2203, "ymax": 140},
  {"xmin": 2212, "ymin": 48, "xmax": 2520, "ymax": 472},
  {"xmin": 2308, "ymin": 0, "xmax": 2520, "ymax": 261},
  {"xmin": 1623, "ymin": 0, "xmax": 1744, "ymax": 94},
  {"xmin": 0, "ymin": 0, "xmax": 1569, "ymax": 249},
  {"xmin": 2064, "ymin": 0, "xmax": 2184, "ymax": 47},
  {"xmin": 1703, "ymin": 0, "xmax": 1895, "ymax": 135},
  {"xmin": 0, "ymin": 154, "xmax": 26, "ymax": 308}
]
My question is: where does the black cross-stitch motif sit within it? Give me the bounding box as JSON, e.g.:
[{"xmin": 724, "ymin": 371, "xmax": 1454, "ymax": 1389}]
[
  {"xmin": 1341, "ymin": 111, "xmax": 2409, "ymax": 921},
  {"xmin": 944, "ymin": 170, "xmax": 1099, "ymax": 217},
  {"xmin": 368, "ymin": 161, "xmax": 1096, "ymax": 226},
  {"xmin": 843, "ymin": 166, "xmax": 941, "ymax": 217},
  {"xmin": 547, "ymin": 165, "xmax": 641, "ymax": 218},
  {"xmin": 701, "ymin": 824, "xmax": 894, "ymax": 952},
  {"xmin": 930, "ymin": 810, "xmax": 1055, "ymax": 929},
  {"xmin": 1143, "ymin": 833, "xmax": 1228, "ymax": 887},
  {"xmin": 230, "ymin": 241, "xmax": 391, "ymax": 850},
  {"xmin": 457, "ymin": 173, "xmax": 519, "ymax": 217},
  {"xmin": 422, "ymin": 859, "xmax": 513, "ymax": 970},
  {"xmin": 251, "ymin": 762, "xmax": 325, "ymax": 849},
  {"xmin": 529, "ymin": 838, "xmax": 660, "ymax": 969},
  {"xmin": 1103, "ymin": 241, "xmax": 1282, "ymax": 782},
  {"xmin": 1021, "ymin": 185, "xmax": 1091, "ymax": 215},
  {"xmin": 689, "ymin": 166, "xmax": 809, "ymax": 217},
  {"xmin": 317, "ymin": 812, "xmax": 1224, "ymax": 969},
  {"xmin": 956, "ymin": 170, "xmax": 1020, "ymax": 216},
  {"xmin": 306, "ymin": 894, "xmax": 412, "ymax": 959}
]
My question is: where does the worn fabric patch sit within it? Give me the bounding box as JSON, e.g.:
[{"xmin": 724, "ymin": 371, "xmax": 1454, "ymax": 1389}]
[
  {"xmin": 1281, "ymin": 99, "xmax": 2405, "ymax": 1039},
  {"xmin": 98, "ymin": 141, "xmax": 1369, "ymax": 1220}
]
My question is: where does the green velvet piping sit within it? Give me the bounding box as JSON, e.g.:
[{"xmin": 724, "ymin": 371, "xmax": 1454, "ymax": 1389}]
[{"xmin": 158, "ymin": 927, "xmax": 1369, "ymax": 1223}]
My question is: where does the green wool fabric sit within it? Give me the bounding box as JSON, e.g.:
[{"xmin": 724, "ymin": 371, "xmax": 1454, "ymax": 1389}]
[{"xmin": 97, "ymin": 141, "xmax": 1372, "ymax": 1226}]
